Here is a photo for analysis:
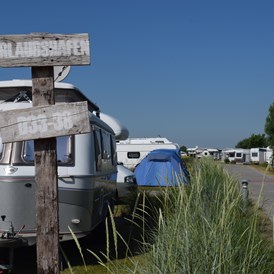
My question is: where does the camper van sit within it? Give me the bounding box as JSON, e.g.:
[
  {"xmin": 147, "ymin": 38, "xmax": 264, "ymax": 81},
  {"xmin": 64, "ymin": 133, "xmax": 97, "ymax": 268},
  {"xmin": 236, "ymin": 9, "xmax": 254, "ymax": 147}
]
[
  {"xmin": 0, "ymin": 80, "xmax": 120, "ymax": 253},
  {"xmin": 116, "ymin": 137, "xmax": 179, "ymax": 170}
]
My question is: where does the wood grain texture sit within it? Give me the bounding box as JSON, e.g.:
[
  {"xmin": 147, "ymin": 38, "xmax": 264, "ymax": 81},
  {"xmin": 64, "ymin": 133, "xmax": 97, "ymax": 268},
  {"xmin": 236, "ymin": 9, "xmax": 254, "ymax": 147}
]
[
  {"xmin": 32, "ymin": 66, "xmax": 60, "ymax": 273},
  {"xmin": 0, "ymin": 101, "xmax": 91, "ymax": 143},
  {"xmin": 0, "ymin": 33, "xmax": 90, "ymax": 67}
]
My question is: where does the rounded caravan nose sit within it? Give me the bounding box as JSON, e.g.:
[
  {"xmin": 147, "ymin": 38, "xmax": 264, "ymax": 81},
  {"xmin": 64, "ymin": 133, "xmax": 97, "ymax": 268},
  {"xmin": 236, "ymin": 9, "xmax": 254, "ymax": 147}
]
[{"xmin": 99, "ymin": 113, "xmax": 129, "ymax": 141}]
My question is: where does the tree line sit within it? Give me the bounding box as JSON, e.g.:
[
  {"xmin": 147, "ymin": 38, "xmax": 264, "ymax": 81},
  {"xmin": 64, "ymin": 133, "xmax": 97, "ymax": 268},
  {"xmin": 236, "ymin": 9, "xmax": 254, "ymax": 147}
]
[{"xmin": 235, "ymin": 102, "xmax": 274, "ymax": 149}]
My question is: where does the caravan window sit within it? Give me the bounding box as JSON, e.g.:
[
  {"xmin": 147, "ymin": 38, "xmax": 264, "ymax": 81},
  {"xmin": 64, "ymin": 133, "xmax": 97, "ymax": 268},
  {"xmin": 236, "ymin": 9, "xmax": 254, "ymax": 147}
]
[
  {"xmin": 23, "ymin": 136, "xmax": 73, "ymax": 164},
  {"xmin": 93, "ymin": 128, "xmax": 102, "ymax": 171},
  {"xmin": 252, "ymin": 152, "xmax": 258, "ymax": 157},
  {"xmin": 0, "ymin": 136, "xmax": 3, "ymax": 160},
  {"xmin": 110, "ymin": 135, "xmax": 117, "ymax": 165},
  {"xmin": 24, "ymin": 141, "xmax": 34, "ymax": 162},
  {"xmin": 236, "ymin": 152, "xmax": 242, "ymax": 158},
  {"xmin": 94, "ymin": 129, "xmax": 116, "ymax": 170},
  {"xmin": 127, "ymin": 152, "xmax": 140, "ymax": 159},
  {"xmin": 101, "ymin": 131, "xmax": 112, "ymax": 160}
]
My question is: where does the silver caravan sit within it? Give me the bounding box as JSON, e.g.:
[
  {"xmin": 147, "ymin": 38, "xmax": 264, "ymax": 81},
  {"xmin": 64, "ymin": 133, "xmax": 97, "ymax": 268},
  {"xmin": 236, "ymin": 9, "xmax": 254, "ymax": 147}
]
[{"xmin": 0, "ymin": 80, "xmax": 119, "ymax": 252}]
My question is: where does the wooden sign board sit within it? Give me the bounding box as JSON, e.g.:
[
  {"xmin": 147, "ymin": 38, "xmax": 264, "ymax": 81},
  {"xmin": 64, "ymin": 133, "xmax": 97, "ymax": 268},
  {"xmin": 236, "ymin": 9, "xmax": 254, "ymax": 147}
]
[
  {"xmin": 0, "ymin": 33, "xmax": 90, "ymax": 67},
  {"xmin": 0, "ymin": 101, "xmax": 90, "ymax": 143},
  {"xmin": 0, "ymin": 31, "xmax": 91, "ymax": 273}
]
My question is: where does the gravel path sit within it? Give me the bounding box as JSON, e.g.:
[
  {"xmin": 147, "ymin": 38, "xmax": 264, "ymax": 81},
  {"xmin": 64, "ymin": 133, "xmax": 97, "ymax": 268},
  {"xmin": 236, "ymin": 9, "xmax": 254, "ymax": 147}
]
[{"xmin": 223, "ymin": 164, "xmax": 274, "ymax": 218}]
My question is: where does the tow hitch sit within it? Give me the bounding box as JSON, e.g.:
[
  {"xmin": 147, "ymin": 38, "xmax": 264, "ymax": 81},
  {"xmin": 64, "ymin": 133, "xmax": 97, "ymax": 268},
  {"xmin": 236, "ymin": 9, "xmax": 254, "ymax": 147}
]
[{"xmin": 0, "ymin": 216, "xmax": 24, "ymax": 273}]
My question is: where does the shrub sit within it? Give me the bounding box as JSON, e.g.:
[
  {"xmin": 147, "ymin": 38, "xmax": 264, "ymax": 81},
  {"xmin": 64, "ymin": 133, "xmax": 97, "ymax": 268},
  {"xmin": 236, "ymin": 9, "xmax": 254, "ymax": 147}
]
[{"xmin": 224, "ymin": 158, "xmax": 230, "ymax": 164}]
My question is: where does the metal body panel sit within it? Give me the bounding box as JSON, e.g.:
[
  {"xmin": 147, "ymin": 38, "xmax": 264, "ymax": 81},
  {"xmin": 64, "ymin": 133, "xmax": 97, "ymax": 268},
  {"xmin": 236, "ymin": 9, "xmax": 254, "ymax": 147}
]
[
  {"xmin": 0, "ymin": 80, "xmax": 118, "ymax": 247},
  {"xmin": 0, "ymin": 174, "xmax": 116, "ymax": 246},
  {"xmin": 0, "ymin": 177, "xmax": 36, "ymax": 232}
]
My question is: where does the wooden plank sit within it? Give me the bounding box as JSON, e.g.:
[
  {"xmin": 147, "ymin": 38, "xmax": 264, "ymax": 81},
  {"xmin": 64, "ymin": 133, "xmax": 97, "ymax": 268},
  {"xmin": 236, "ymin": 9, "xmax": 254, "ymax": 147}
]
[
  {"xmin": 0, "ymin": 33, "xmax": 90, "ymax": 67},
  {"xmin": 32, "ymin": 66, "xmax": 59, "ymax": 273},
  {"xmin": 0, "ymin": 101, "xmax": 90, "ymax": 143},
  {"xmin": 35, "ymin": 137, "xmax": 59, "ymax": 273}
]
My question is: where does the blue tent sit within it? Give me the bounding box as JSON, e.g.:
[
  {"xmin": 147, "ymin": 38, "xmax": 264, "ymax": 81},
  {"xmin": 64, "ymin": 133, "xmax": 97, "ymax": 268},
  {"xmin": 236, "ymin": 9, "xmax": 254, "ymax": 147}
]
[{"xmin": 134, "ymin": 149, "xmax": 190, "ymax": 187}]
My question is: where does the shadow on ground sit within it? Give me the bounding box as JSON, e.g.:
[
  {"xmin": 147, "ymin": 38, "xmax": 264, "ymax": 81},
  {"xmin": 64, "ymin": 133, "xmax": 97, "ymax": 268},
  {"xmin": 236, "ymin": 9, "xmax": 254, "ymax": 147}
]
[{"xmin": 7, "ymin": 206, "xmax": 146, "ymax": 273}]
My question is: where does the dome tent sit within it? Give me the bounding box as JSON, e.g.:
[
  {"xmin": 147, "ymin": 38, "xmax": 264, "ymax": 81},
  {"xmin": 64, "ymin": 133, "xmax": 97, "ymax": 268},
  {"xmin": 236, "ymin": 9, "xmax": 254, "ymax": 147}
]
[{"xmin": 134, "ymin": 149, "xmax": 190, "ymax": 187}]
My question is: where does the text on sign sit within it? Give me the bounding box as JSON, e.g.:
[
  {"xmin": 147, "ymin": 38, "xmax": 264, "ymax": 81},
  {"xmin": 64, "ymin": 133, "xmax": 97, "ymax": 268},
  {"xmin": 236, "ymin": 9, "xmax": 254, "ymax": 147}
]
[{"xmin": 17, "ymin": 111, "xmax": 73, "ymax": 136}]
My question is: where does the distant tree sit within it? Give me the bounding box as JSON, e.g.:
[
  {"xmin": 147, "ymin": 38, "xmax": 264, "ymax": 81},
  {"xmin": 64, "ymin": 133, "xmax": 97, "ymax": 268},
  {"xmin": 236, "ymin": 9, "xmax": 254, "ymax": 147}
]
[
  {"xmin": 265, "ymin": 102, "xmax": 274, "ymax": 147},
  {"xmin": 235, "ymin": 134, "xmax": 268, "ymax": 149},
  {"xmin": 179, "ymin": 145, "xmax": 187, "ymax": 153}
]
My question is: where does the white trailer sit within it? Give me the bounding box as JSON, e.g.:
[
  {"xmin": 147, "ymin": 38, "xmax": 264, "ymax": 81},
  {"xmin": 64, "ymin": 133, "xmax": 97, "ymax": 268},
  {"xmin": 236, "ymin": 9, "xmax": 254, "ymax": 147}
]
[
  {"xmin": 187, "ymin": 147, "xmax": 221, "ymax": 160},
  {"xmin": 250, "ymin": 148, "xmax": 266, "ymax": 164},
  {"xmin": 266, "ymin": 147, "xmax": 273, "ymax": 164},
  {"xmin": 116, "ymin": 137, "xmax": 179, "ymax": 170},
  {"xmin": 223, "ymin": 148, "xmax": 250, "ymax": 163}
]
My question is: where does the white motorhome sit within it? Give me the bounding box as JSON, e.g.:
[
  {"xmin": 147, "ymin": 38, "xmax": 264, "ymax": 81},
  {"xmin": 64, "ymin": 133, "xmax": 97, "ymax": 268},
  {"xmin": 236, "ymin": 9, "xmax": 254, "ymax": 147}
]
[
  {"xmin": 116, "ymin": 137, "xmax": 179, "ymax": 170},
  {"xmin": 0, "ymin": 80, "xmax": 123, "ymax": 257}
]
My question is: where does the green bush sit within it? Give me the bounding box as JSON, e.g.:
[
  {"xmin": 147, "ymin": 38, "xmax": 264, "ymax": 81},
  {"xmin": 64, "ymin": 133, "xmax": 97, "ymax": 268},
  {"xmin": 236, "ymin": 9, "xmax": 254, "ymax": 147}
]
[{"xmin": 224, "ymin": 158, "xmax": 230, "ymax": 164}]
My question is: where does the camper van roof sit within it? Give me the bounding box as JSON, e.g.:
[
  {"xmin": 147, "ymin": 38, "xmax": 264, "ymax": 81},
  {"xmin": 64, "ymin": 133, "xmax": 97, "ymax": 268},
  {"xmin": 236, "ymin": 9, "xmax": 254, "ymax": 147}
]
[
  {"xmin": 117, "ymin": 137, "xmax": 175, "ymax": 145},
  {"xmin": 0, "ymin": 79, "xmax": 99, "ymax": 112}
]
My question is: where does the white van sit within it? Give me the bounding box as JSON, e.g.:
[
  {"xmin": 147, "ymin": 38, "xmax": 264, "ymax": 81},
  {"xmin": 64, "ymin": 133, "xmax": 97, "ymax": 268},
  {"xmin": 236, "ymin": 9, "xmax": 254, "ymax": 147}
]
[{"xmin": 116, "ymin": 163, "xmax": 137, "ymax": 199}]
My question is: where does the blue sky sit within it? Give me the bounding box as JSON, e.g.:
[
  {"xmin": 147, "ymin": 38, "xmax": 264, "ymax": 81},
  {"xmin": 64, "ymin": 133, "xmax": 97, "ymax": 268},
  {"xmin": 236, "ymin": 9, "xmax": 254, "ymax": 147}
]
[{"xmin": 0, "ymin": 1, "xmax": 273, "ymax": 148}]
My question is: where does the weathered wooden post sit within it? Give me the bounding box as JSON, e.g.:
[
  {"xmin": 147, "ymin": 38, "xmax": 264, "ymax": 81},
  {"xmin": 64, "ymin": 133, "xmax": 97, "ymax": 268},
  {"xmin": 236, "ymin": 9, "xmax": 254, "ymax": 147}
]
[
  {"xmin": 0, "ymin": 33, "xmax": 90, "ymax": 273},
  {"xmin": 32, "ymin": 66, "xmax": 59, "ymax": 272}
]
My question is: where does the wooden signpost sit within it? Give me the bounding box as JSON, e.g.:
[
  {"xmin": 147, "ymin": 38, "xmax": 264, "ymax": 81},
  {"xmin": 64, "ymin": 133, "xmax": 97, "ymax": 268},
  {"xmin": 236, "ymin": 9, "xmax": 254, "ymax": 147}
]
[
  {"xmin": 0, "ymin": 33, "xmax": 90, "ymax": 67},
  {"xmin": 0, "ymin": 33, "xmax": 91, "ymax": 273},
  {"xmin": 0, "ymin": 101, "xmax": 90, "ymax": 143}
]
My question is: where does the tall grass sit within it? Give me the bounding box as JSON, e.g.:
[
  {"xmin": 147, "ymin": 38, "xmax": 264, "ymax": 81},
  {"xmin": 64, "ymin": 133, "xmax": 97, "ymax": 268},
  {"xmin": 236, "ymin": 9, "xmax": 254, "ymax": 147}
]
[
  {"xmin": 120, "ymin": 158, "xmax": 274, "ymax": 273},
  {"xmin": 64, "ymin": 158, "xmax": 274, "ymax": 273}
]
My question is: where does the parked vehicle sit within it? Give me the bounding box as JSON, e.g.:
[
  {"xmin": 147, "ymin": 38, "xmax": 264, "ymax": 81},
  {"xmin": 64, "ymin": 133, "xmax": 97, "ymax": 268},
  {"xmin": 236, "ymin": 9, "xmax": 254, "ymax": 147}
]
[
  {"xmin": 100, "ymin": 112, "xmax": 129, "ymax": 141},
  {"xmin": 116, "ymin": 163, "xmax": 138, "ymax": 199},
  {"xmin": 0, "ymin": 80, "xmax": 123, "ymax": 269},
  {"xmin": 250, "ymin": 148, "xmax": 267, "ymax": 164},
  {"xmin": 222, "ymin": 148, "xmax": 250, "ymax": 163},
  {"xmin": 187, "ymin": 146, "xmax": 221, "ymax": 160},
  {"xmin": 266, "ymin": 147, "xmax": 273, "ymax": 164},
  {"xmin": 116, "ymin": 137, "xmax": 179, "ymax": 170}
]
